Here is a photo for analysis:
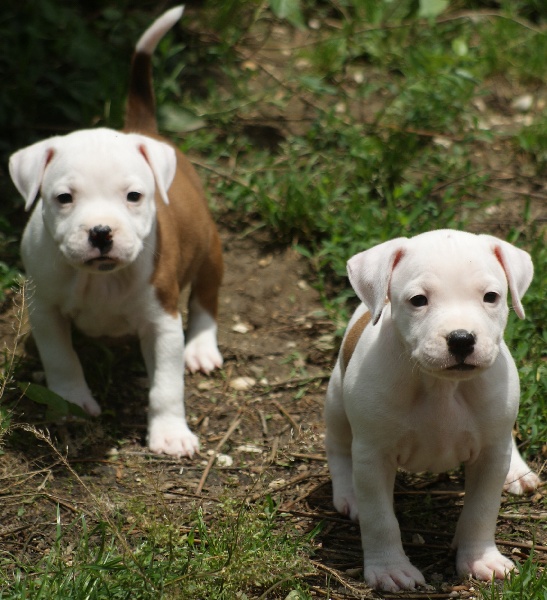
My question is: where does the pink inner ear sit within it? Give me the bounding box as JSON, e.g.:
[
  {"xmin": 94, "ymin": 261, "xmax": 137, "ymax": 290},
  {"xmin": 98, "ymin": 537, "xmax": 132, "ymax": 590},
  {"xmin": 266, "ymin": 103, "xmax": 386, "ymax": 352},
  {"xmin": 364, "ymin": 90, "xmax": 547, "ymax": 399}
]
[
  {"xmin": 137, "ymin": 143, "xmax": 149, "ymax": 164},
  {"xmin": 137, "ymin": 143, "xmax": 170, "ymax": 205},
  {"xmin": 44, "ymin": 148, "xmax": 55, "ymax": 167},
  {"xmin": 493, "ymin": 245, "xmax": 525, "ymax": 319},
  {"xmin": 25, "ymin": 147, "xmax": 56, "ymax": 211},
  {"xmin": 392, "ymin": 249, "xmax": 404, "ymax": 270},
  {"xmin": 386, "ymin": 249, "xmax": 404, "ymax": 303}
]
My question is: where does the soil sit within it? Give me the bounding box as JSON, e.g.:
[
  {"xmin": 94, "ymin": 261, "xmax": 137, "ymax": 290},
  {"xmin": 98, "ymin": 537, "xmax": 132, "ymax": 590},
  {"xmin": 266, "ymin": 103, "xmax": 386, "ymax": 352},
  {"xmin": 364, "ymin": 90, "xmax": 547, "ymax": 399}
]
[{"xmin": 0, "ymin": 220, "xmax": 545, "ymax": 599}]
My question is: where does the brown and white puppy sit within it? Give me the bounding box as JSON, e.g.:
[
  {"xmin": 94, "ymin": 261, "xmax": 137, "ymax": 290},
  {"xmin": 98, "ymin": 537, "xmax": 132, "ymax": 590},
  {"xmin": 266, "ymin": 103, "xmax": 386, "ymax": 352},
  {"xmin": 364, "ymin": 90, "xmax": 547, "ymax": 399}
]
[
  {"xmin": 9, "ymin": 6, "xmax": 222, "ymax": 457},
  {"xmin": 325, "ymin": 229, "xmax": 541, "ymax": 591}
]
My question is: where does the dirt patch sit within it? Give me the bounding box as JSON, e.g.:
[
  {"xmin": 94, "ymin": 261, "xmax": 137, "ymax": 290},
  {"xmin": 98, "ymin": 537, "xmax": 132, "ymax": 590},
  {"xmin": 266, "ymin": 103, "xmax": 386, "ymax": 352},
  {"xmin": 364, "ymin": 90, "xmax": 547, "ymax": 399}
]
[{"xmin": 0, "ymin": 221, "xmax": 545, "ymax": 598}]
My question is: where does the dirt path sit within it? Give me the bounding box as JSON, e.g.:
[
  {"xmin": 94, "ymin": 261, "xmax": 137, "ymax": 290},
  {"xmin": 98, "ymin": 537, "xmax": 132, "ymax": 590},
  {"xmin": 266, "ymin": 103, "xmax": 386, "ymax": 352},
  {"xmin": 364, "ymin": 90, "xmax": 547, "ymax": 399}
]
[{"xmin": 1, "ymin": 224, "xmax": 545, "ymax": 598}]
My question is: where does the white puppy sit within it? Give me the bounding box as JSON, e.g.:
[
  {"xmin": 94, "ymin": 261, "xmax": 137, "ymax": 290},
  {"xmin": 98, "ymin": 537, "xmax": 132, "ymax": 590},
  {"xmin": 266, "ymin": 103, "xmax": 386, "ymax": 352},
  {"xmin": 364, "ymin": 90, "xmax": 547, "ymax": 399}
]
[
  {"xmin": 9, "ymin": 7, "xmax": 223, "ymax": 457},
  {"xmin": 324, "ymin": 229, "xmax": 541, "ymax": 592}
]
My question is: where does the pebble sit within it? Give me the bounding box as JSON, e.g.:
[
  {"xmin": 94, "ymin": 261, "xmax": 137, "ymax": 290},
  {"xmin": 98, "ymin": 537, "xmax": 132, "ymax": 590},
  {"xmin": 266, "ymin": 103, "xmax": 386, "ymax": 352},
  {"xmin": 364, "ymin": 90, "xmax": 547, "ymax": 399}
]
[
  {"xmin": 236, "ymin": 444, "xmax": 263, "ymax": 454},
  {"xmin": 216, "ymin": 453, "xmax": 233, "ymax": 467},
  {"xmin": 232, "ymin": 322, "xmax": 251, "ymax": 334},
  {"xmin": 512, "ymin": 94, "xmax": 533, "ymax": 112},
  {"xmin": 229, "ymin": 376, "xmax": 256, "ymax": 391},
  {"xmin": 412, "ymin": 533, "xmax": 425, "ymax": 544}
]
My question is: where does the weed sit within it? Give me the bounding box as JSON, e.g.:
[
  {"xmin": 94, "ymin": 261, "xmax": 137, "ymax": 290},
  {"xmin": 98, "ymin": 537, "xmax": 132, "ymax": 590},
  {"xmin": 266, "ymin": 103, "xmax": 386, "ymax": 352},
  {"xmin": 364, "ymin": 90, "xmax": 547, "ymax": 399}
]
[
  {"xmin": 478, "ymin": 556, "xmax": 547, "ymax": 599},
  {"xmin": 0, "ymin": 479, "xmax": 314, "ymax": 599}
]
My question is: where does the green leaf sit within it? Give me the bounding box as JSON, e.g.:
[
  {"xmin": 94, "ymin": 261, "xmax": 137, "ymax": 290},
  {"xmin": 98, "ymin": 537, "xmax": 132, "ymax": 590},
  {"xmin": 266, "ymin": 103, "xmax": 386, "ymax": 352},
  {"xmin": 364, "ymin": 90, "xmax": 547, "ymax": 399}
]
[
  {"xmin": 269, "ymin": 0, "xmax": 305, "ymax": 29},
  {"xmin": 158, "ymin": 105, "xmax": 206, "ymax": 133},
  {"xmin": 19, "ymin": 383, "xmax": 89, "ymax": 420},
  {"xmin": 452, "ymin": 37, "xmax": 468, "ymax": 57},
  {"xmin": 418, "ymin": 0, "xmax": 448, "ymax": 18}
]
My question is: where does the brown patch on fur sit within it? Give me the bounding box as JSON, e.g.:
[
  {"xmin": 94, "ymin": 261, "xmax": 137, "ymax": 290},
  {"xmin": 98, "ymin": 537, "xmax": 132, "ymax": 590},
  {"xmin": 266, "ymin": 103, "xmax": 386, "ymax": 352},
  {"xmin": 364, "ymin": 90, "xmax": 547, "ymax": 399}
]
[
  {"xmin": 123, "ymin": 40, "xmax": 223, "ymax": 321},
  {"xmin": 342, "ymin": 310, "xmax": 372, "ymax": 372},
  {"xmin": 150, "ymin": 139, "xmax": 223, "ymax": 317},
  {"xmin": 124, "ymin": 53, "xmax": 157, "ymax": 134}
]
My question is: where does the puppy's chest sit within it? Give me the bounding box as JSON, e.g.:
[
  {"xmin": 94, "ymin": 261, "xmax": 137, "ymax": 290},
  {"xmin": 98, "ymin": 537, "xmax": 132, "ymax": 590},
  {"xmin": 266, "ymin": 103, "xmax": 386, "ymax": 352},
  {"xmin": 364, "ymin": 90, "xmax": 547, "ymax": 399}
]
[
  {"xmin": 396, "ymin": 392, "xmax": 481, "ymax": 473},
  {"xmin": 61, "ymin": 273, "xmax": 149, "ymax": 337}
]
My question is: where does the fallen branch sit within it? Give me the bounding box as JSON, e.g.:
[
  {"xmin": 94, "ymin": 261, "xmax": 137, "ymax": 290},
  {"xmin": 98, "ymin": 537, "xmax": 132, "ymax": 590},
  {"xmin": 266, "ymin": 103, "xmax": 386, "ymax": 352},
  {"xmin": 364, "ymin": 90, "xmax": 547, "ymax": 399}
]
[
  {"xmin": 196, "ymin": 410, "xmax": 242, "ymax": 495},
  {"xmin": 271, "ymin": 399, "xmax": 299, "ymax": 433}
]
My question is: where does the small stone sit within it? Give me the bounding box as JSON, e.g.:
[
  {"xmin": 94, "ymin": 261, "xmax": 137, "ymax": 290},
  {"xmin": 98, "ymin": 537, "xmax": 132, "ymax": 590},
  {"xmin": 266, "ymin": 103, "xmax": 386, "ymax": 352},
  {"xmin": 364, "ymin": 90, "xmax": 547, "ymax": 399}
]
[
  {"xmin": 308, "ymin": 18, "xmax": 320, "ymax": 30},
  {"xmin": 236, "ymin": 444, "xmax": 263, "ymax": 454},
  {"xmin": 412, "ymin": 533, "xmax": 425, "ymax": 544},
  {"xmin": 229, "ymin": 376, "xmax": 256, "ymax": 391},
  {"xmin": 353, "ymin": 70, "xmax": 365, "ymax": 84},
  {"xmin": 258, "ymin": 255, "xmax": 273, "ymax": 267},
  {"xmin": 216, "ymin": 453, "xmax": 233, "ymax": 467},
  {"xmin": 345, "ymin": 567, "xmax": 362, "ymax": 578},
  {"xmin": 232, "ymin": 322, "xmax": 251, "ymax": 334},
  {"xmin": 268, "ymin": 478, "xmax": 286, "ymax": 490},
  {"xmin": 198, "ymin": 380, "xmax": 216, "ymax": 391},
  {"xmin": 512, "ymin": 94, "xmax": 533, "ymax": 112}
]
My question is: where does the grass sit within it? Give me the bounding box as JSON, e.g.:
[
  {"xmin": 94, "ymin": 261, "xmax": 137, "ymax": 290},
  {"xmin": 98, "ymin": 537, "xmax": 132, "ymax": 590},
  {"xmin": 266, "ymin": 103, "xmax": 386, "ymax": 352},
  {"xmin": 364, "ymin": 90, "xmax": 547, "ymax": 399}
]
[
  {"xmin": 0, "ymin": 1, "xmax": 546, "ymax": 598},
  {"xmin": 0, "ymin": 430, "xmax": 314, "ymax": 599},
  {"xmin": 478, "ymin": 556, "xmax": 547, "ymax": 599},
  {"xmin": 0, "ymin": 499, "xmax": 313, "ymax": 599}
]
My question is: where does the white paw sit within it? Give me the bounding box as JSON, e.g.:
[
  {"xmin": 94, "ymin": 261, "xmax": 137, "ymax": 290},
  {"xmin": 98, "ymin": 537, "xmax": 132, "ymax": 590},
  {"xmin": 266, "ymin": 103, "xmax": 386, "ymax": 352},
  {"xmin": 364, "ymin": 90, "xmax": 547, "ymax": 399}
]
[
  {"xmin": 364, "ymin": 556, "xmax": 425, "ymax": 592},
  {"xmin": 333, "ymin": 490, "xmax": 359, "ymax": 521},
  {"xmin": 457, "ymin": 546, "xmax": 515, "ymax": 581},
  {"xmin": 148, "ymin": 416, "xmax": 199, "ymax": 457},
  {"xmin": 504, "ymin": 467, "xmax": 541, "ymax": 495},
  {"xmin": 184, "ymin": 333, "xmax": 223, "ymax": 374},
  {"xmin": 52, "ymin": 385, "xmax": 101, "ymax": 416}
]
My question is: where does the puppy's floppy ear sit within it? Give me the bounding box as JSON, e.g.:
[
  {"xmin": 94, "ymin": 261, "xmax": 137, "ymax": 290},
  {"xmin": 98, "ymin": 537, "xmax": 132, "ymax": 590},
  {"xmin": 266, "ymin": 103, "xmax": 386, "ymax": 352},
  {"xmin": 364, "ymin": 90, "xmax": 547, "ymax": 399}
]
[
  {"xmin": 480, "ymin": 234, "xmax": 533, "ymax": 319},
  {"xmin": 131, "ymin": 135, "xmax": 176, "ymax": 205},
  {"xmin": 9, "ymin": 139, "xmax": 58, "ymax": 211},
  {"xmin": 347, "ymin": 237, "xmax": 408, "ymax": 325}
]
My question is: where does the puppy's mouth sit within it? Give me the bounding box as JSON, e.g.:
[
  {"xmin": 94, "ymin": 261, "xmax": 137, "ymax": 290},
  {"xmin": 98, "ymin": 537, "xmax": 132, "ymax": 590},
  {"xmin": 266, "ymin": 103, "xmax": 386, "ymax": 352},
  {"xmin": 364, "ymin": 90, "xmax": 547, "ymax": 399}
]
[
  {"xmin": 446, "ymin": 363, "xmax": 476, "ymax": 372},
  {"xmin": 85, "ymin": 256, "xmax": 118, "ymax": 272}
]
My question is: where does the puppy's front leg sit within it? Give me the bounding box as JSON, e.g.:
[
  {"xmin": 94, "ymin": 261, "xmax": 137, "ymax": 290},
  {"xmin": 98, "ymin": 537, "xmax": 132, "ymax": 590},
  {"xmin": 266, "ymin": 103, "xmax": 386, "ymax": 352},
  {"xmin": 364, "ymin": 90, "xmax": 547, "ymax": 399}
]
[
  {"xmin": 29, "ymin": 302, "xmax": 100, "ymax": 415},
  {"xmin": 140, "ymin": 311, "xmax": 199, "ymax": 457},
  {"xmin": 453, "ymin": 443, "xmax": 515, "ymax": 580},
  {"xmin": 353, "ymin": 448, "xmax": 426, "ymax": 592}
]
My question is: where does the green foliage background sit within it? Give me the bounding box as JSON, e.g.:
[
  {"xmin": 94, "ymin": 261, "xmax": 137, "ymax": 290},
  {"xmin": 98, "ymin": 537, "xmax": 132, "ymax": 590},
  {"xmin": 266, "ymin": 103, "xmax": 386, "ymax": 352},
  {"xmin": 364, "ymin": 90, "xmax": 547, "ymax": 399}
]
[{"xmin": 0, "ymin": 1, "xmax": 545, "ymax": 597}]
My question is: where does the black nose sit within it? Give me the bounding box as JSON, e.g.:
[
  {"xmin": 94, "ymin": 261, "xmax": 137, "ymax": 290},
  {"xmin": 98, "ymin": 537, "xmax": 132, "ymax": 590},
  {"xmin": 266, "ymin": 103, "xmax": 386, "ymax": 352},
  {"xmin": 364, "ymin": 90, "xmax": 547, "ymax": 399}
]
[
  {"xmin": 447, "ymin": 329, "xmax": 476, "ymax": 361},
  {"xmin": 89, "ymin": 225, "xmax": 113, "ymax": 253}
]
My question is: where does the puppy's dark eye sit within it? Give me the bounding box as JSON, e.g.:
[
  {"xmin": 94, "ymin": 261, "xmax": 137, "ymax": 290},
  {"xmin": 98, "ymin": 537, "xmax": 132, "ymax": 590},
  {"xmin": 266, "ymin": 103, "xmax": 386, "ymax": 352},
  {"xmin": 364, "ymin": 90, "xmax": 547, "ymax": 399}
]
[
  {"xmin": 410, "ymin": 295, "xmax": 428, "ymax": 307},
  {"xmin": 127, "ymin": 191, "xmax": 142, "ymax": 202},
  {"xmin": 57, "ymin": 193, "xmax": 73, "ymax": 205},
  {"xmin": 483, "ymin": 291, "xmax": 499, "ymax": 304}
]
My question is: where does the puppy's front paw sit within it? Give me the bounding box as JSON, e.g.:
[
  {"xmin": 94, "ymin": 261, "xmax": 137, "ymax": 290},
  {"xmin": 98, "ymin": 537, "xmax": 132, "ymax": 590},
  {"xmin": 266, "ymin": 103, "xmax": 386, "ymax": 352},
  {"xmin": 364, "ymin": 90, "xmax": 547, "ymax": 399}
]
[
  {"xmin": 51, "ymin": 385, "xmax": 101, "ymax": 417},
  {"xmin": 333, "ymin": 489, "xmax": 359, "ymax": 521},
  {"xmin": 184, "ymin": 333, "xmax": 223, "ymax": 374},
  {"xmin": 148, "ymin": 416, "xmax": 199, "ymax": 457},
  {"xmin": 457, "ymin": 546, "xmax": 515, "ymax": 581},
  {"xmin": 364, "ymin": 557, "xmax": 425, "ymax": 592}
]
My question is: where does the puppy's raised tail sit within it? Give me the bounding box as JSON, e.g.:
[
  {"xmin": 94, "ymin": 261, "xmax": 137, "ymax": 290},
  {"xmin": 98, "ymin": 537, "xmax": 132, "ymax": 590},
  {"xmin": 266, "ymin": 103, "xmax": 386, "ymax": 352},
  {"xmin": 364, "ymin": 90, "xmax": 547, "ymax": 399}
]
[{"xmin": 124, "ymin": 5, "xmax": 184, "ymax": 134}]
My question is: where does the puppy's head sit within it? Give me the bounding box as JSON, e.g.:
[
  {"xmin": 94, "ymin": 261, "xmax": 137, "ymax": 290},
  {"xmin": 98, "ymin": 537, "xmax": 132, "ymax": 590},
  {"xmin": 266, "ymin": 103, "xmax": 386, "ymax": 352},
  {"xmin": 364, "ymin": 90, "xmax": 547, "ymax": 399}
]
[
  {"xmin": 347, "ymin": 230, "xmax": 533, "ymax": 379},
  {"xmin": 9, "ymin": 128, "xmax": 176, "ymax": 273}
]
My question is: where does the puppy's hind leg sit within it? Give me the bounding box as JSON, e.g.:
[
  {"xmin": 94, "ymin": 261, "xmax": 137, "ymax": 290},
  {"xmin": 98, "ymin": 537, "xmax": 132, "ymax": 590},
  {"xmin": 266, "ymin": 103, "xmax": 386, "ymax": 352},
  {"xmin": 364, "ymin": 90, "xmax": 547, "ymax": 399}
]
[
  {"xmin": 184, "ymin": 230, "xmax": 223, "ymax": 374},
  {"xmin": 325, "ymin": 361, "xmax": 358, "ymax": 521},
  {"xmin": 504, "ymin": 435, "xmax": 541, "ymax": 495}
]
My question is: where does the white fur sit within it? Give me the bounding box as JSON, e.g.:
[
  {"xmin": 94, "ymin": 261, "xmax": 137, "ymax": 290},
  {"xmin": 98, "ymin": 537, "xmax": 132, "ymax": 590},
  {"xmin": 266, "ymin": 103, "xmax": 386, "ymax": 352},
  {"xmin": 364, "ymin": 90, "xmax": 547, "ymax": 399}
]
[
  {"xmin": 135, "ymin": 6, "xmax": 184, "ymax": 55},
  {"xmin": 325, "ymin": 229, "xmax": 540, "ymax": 592},
  {"xmin": 9, "ymin": 127, "xmax": 219, "ymax": 457}
]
